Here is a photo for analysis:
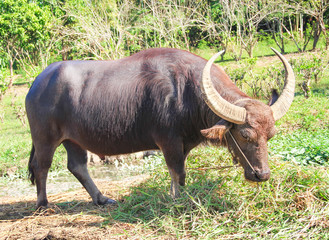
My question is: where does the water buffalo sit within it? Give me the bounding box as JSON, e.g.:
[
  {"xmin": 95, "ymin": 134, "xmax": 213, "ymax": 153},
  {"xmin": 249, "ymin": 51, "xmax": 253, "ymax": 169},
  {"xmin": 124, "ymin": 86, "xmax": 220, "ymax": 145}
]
[{"xmin": 26, "ymin": 48, "xmax": 295, "ymax": 208}]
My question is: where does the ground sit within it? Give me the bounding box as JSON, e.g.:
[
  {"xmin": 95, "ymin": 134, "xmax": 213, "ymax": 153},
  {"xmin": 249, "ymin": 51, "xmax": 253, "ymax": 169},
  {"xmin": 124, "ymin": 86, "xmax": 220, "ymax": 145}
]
[{"xmin": 0, "ymin": 175, "xmax": 163, "ymax": 240}]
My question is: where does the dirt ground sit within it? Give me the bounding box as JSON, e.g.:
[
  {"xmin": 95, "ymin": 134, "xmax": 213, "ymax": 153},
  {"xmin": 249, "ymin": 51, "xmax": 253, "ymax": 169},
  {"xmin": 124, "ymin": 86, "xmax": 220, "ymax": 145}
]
[{"xmin": 0, "ymin": 175, "xmax": 164, "ymax": 240}]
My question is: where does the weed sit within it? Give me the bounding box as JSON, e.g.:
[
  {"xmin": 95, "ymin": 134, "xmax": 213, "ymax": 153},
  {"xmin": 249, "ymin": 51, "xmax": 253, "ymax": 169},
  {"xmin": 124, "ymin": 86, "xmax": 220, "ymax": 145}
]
[{"xmin": 269, "ymin": 129, "xmax": 329, "ymax": 166}]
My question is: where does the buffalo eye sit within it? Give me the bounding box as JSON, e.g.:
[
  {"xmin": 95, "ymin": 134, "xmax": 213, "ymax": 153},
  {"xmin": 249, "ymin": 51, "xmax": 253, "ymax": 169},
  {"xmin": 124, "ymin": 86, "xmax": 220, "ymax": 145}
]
[
  {"xmin": 240, "ymin": 130, "xmax": 251, "ymax": 141},
  {"xmin": 240, "ymin": 128, "xmax": 257, "ymax": 142}
]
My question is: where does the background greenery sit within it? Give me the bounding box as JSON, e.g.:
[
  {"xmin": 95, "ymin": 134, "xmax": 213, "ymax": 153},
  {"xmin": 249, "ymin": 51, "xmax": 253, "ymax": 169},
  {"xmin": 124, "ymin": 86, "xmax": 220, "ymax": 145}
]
[{"xmin": 0, "ymin": 0, "xmax": 329, "ymax": 87}]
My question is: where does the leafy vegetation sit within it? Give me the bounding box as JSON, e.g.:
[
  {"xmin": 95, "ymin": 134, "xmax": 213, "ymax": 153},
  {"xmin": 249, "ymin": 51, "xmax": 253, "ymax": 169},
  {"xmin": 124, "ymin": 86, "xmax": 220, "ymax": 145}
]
[{"xmin": 270, "ymin": 130, "xmax": 329, "ymax": 166}]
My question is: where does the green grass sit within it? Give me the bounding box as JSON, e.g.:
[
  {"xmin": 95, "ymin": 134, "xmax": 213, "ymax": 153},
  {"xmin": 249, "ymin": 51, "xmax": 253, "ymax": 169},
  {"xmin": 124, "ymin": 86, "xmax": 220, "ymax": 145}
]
[
  {"xmin": 276, "ymin": 94, "xmax": 329, "ymax": 132},
  {"xmin": 104, "ymin": 148, "xmax": 329, "ymax": 239},
  {"xmin": 0, "ymin": 89, "xmax": 30, "ymax": 178}
]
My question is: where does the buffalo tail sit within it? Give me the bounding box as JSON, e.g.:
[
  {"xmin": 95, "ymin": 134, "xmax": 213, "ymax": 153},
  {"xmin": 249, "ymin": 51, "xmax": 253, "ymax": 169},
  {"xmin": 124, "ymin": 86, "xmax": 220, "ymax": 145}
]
[{"xmin": 28, "ymin": 145, "xmax": 35, "ymax": 185}]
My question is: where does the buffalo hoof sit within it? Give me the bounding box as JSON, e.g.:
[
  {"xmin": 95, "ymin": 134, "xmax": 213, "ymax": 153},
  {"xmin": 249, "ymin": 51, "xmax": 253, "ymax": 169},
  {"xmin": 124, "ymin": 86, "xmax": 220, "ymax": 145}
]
[
  {"xmin": 95, "ymin": 192, "xmax": 117, "ymax": 205},
  {"xmin": 104, "ymin": 198, "xmax": 117, "ymax": 205},
  {"xmin": 35, "ymin": 205, "xmax": 48, "ymax": 212},
  {"xmin": 96, "ymin": 196, "xmax": 117, "ymax": 205}
]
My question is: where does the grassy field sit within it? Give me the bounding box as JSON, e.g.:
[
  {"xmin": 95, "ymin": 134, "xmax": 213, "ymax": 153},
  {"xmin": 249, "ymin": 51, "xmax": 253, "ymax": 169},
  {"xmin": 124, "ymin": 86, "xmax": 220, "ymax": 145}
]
[{"xmin": 0, "ymin": 48, "xmax": 329, "ymax": 239}]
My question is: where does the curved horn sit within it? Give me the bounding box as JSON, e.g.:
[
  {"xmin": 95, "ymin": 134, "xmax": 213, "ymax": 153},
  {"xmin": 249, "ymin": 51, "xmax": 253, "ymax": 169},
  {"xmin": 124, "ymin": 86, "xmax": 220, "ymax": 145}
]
[
  {"xmin": 201, "ymin": 51, "xmax": 246, "ymax": 124},
  {"xmin": 270, "ymin": 48, "xmax": 295, "ymax": 121}
]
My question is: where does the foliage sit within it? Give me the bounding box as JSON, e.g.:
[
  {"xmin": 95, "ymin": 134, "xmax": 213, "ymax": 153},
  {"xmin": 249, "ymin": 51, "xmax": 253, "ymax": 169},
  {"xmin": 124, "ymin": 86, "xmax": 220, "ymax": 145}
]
[
  {"xmin": 0, "ymin": 59, "xmax": 10, "ymax": 101},
  {"xmin": 223, "ymin": 50, "xmax": 329, "ymax": 100},
  {"xmin": 0, "ymin": 0, "xmax": 328, "ymax": 86},
  {"xmin": 224, "ymin": 59, "xmax": 251, "ymax": 85},
  {"xmin": 225, "ymin": 57, "xmax": 285, "ymax": 100},
  {"xmin": 0, "ymin": 0, "xmax": 55, "ymax": 77},
  {"xmin": 289, "ymin": 51, "xmax": 329, "ymax": 98},
  {"xmin": 59, "ymin": 0, "xmax": 124, "ymax": 60},
  {"xmin": 271, "ymin": 91, "xmax": 329, "ymax": 166},
  {"xmin": 270, "ymin": 130, "xmax": 329, "ymax": 166}
]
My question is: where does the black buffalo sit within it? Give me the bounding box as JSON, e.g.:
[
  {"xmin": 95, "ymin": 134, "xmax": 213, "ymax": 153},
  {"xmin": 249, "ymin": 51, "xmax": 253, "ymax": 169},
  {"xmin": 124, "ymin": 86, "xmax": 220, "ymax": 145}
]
[{"xmin": 26, "ymin": 48, "xmax": 295, "ymax": 208}]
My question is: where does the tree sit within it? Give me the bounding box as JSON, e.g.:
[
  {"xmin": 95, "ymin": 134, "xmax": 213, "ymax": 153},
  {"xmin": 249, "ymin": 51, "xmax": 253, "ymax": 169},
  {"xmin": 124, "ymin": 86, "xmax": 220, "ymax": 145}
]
[
  {"xmin": 216, "ymin": 0, "xmax": 272, "ymax": 59},
  {"xmin": 277, "ymin": 0, "xmax": 329, "ymax": 52},
  {"xmin": 298, "ymin": 0, "xmax": 329, "ymax": 50},
  {"xmin": 0, "ymin": 0, "xmax": 54, "ymax": 85},
  {"xmin": 58, "ymin": 0, "xmax": 210, "ymax": 59},
  {"xmin": 131, "ymin": 0, "xmax": 207, "ymax": 51}
]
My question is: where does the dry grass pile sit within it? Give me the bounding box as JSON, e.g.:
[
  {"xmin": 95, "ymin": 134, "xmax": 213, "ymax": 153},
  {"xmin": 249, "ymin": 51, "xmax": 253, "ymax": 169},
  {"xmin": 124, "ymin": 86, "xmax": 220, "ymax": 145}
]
[{"xmin": 0, "ymin": 175, "xmax": 160, "ymax": 240}]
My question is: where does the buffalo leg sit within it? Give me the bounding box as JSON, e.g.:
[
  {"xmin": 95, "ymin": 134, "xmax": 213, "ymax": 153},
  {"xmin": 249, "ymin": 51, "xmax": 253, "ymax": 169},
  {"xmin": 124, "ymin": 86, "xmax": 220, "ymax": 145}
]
[
  {"xmin": 161, "ymin": 141, "xmax": 188, "ymax": 199},
  {"xmin": 63, "ymin": 140, "xmax": 116, "ymax": 205},
  {"xmin": 30, "ymin": 144, "xmax": 56, "ymax": 209}
]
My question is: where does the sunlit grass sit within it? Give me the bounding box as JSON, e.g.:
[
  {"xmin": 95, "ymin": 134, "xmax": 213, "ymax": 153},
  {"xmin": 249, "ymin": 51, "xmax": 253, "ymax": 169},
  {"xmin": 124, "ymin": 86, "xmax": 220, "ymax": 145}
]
[{"xmin": 105, "ymin": 146, "xmax": 329, "ymax": 239}]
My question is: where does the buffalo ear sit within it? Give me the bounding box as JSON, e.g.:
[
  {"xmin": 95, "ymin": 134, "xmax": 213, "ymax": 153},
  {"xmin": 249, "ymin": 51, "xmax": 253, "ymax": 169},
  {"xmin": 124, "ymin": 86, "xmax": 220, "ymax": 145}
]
[
  {"xmin": 201, "ymin": 119, "xmax": 232, "ymax": 142},
  {"xmin": 268, "ymin": 89, "xmax": 279, "ymax": 106}
]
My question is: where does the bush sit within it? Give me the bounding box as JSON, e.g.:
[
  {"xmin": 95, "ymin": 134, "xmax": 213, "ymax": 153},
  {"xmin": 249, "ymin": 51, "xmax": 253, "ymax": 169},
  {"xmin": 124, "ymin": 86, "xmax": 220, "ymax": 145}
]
[
  {"xmin": 0, "ymin": 58, "xmax": 10, "ymax": 101},
  {"xmin": 289, "ymin": 52, "xmax": 329, "ymax": 98},
  {"xmin": 226, "ymin": 57, "xmax": 285, "ymax": 100}
]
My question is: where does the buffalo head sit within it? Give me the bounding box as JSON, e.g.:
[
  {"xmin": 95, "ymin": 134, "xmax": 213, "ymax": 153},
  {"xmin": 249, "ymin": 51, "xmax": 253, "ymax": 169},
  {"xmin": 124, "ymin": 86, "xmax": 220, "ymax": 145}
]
[{"xmin": 200, "ymin": 48, "xmax": 295, "ymax": 182}]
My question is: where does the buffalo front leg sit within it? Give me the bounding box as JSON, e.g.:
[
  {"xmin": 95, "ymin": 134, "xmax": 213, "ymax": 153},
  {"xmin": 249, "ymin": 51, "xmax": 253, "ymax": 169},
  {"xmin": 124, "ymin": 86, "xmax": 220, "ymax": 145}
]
[
  {"xmin": 161, "ymin": 141, "xmax": 188, "ymax": 199},
  {"xmin": 63, "ymin": 140, "xmax": 116, "ymax": 205}
]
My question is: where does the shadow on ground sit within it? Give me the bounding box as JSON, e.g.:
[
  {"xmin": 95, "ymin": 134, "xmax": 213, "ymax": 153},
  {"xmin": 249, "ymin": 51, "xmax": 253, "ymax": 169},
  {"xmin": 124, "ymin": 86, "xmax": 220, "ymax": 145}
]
[
  {"xmin": 0, "ymin": 175, "xmax": 164, "ymax": 239},
  {"xmin": 0, "ymin": 171, "xmax": 232, "ymax": 239}
]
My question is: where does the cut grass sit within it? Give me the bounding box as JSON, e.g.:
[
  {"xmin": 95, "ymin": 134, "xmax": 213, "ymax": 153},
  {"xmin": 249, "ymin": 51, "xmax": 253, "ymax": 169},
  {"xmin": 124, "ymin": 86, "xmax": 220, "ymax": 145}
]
[{"xmin": 105, "ymin": 149, "xmax": 329, "ymax": 239}]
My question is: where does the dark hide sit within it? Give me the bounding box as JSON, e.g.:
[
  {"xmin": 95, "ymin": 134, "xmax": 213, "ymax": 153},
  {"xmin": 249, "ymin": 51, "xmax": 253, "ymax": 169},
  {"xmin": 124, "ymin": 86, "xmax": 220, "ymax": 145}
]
[{"xmin": 26, "ymin": 48, "xmax": 274, "ymax": 208}]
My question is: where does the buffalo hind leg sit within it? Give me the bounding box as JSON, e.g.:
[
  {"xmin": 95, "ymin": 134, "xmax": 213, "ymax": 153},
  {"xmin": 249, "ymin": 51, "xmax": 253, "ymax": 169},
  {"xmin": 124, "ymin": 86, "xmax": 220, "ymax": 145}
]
[
  {"xmin": 29, "ymin": 144, "xmax": 56, "ymax": 209},
  {"xmin": 62, "ymin": 140, "xmax": 116, "ymax": 205},
  {"xmin": 161, "ymin": 140, "xmax": 188, "ymax": 199}
]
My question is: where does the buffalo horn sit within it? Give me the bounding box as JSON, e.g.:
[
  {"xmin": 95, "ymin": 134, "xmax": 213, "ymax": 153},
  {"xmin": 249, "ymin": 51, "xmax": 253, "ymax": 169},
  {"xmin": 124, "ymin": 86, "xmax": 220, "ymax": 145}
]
[
  {"xmin": 201, "ymin": 51, "xmax": 246, "ymax": 124},
  {"xmin": 270, "ymin": 48, "xmax": 295, "ymax": 121}
]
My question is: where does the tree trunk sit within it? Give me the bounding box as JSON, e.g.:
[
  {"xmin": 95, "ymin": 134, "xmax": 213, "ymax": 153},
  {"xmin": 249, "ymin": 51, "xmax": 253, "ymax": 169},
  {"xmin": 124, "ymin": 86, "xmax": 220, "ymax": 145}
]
[
  {"xmin": 299, "ymin": 12, "xmax": 303, "ymax": 39},
  {"xmin": 8, "ymin": 58, "xmax": 14, "ymax": 88},
  {"xmin": 313, "ymin": 20, "xmax": 322, "ymax": 50}
]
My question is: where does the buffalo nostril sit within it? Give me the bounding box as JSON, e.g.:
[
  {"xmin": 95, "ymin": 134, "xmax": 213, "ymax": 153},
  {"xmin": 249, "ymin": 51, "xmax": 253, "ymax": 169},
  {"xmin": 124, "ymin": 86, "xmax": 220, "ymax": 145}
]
[{"xmin": 254, "ymin": 170, "xmax": 270, "ymax": 181}]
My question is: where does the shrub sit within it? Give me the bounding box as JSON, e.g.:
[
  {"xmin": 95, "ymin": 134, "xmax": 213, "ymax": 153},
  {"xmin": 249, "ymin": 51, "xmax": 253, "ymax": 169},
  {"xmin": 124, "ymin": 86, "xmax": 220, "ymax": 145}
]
[{"xmin": 289, "ymin": 52, "xmax": 329, "ymax": 98}]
